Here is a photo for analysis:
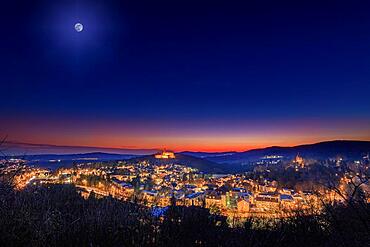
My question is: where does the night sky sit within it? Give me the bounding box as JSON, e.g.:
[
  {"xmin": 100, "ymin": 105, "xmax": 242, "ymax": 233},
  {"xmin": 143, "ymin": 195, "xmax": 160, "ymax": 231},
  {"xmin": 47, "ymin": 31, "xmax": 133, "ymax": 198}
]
[{"xmin": 1, "ymin": 0, "xmax": 370, "ymax": 152}]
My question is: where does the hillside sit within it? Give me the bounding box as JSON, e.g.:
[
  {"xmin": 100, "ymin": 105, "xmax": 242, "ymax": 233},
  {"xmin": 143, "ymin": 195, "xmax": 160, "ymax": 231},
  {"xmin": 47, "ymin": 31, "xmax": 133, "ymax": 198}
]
[
  {"xmin": 180, "ymin": 151, "xmax": 237, "ymax": 159},
  {"xmin": 15, "ymin": 152, "xmax": 140, "ymax": 170},
  {"xmin": 11, "ymin": 140, "xmax": 370, "ymax": 172},
  {"xmin": 206, "ymin": 140, "xmax": 370, "ymax": 164},
  {"xmin": 18, "ymin": 152, "xmax": 138, "ymax": 161},
  {"xmin": 126, "ymin": 153, "xmax": 232, "ymax": 174}
]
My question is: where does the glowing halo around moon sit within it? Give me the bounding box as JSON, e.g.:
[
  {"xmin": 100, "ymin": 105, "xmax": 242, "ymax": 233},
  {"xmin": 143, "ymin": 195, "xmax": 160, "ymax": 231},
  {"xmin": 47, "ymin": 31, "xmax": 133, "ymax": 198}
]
[{"xmin": 74, "ymin": 23, "xmax": 84, "ymax": 32}]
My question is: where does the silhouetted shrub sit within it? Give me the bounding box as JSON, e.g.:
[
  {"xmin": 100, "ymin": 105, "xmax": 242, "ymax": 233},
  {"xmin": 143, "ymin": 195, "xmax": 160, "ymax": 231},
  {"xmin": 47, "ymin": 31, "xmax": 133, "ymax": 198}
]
[{"xmin": 0, "ymin": 183, "xmax": 369, "ymax": 247}]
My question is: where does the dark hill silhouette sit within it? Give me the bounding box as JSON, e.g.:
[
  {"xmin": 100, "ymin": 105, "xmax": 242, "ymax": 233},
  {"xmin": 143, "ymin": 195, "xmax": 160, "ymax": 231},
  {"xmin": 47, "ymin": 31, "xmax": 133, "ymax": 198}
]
[
  {"xmin": 16, "ymin": 152, "xmax": 139, "ymax": 161},
  {"xmin": 126, "ymin": 153, "xmax": 229, "ymax": 173},
  {"xmin": 15, "ymin": 153, "xmax": 140, "ymax": 170},
  {"xmin": 180, "ymin": 151, "xmax": 237, "ymax": 158},
  {"xmin": 206, "ymin": 140, "xmax": 370, "ymax": 164},
  {"xmin": 12, "ymin": 140, "xmax": 370, "ymax": 172}
]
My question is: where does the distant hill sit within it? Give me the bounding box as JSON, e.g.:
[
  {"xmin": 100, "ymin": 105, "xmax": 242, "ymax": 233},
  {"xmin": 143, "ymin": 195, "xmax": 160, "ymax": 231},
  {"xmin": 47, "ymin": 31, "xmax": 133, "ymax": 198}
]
[
  {"xmin": 17, "ymin": 152, "xmax": 139, "ymax": 161},
  {"xmin": 3, "ymin": 141, "xmax": 158, "ymax": 155},
  {"xmin": 126, "ymin": 153, "xmax": 232, "ymax": 174},
  {"xmin": 11, "ymin": 152, "xmax": 235, "ymax": 173},
  {"xmin": 9, "ymin": 140, "xmax": 370, "ymax": 173},
  {"xmin": 204, "ymin": 140, "xmax": 370, "ymax": 164},
  {"xmin": 180, "ymin": 151, "xmax": 237, "ymax": 159},
  {"xmin": 14, "ymin": 152, "xmax": 141, "ymax": 170}
]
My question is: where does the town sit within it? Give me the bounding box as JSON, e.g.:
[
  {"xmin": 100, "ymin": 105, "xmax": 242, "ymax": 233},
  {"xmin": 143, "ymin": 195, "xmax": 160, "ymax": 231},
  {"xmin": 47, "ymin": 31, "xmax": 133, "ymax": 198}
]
[{"xmin": 7, "ymin": 151, "xmax": 369, "ymax": 221}]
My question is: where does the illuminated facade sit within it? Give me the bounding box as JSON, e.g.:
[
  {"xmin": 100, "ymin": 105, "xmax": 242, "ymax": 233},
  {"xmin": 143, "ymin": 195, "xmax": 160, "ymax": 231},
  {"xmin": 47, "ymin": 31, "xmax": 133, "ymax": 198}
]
[{"xmin": 155, "ymin": 151, "xmax": 176, "ymax": 159}]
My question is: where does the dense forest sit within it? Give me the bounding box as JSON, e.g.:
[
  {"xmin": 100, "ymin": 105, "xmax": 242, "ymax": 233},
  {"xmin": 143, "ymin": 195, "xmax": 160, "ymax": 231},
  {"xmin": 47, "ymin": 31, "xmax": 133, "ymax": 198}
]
[{"xmin": 0, "ymin": 183, "xmax": 369, "ymax": 247}]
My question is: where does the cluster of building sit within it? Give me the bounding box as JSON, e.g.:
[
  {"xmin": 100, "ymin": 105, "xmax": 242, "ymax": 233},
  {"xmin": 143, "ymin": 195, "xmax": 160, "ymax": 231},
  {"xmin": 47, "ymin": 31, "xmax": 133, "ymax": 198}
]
[
  {"xmin": 7, "ymin": 151, "xmax": 369, "ymax": 218},
  {"xmin": 0, "ymin": 158, "xmax": 50, "ymax": 189}
]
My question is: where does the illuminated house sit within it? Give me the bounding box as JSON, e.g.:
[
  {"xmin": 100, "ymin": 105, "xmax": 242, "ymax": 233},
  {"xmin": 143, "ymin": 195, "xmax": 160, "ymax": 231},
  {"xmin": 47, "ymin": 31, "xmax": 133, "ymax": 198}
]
[
  {"xmin": 205, "ymin": 191, "xmax": 222, "ymax": 208},
  {"xmin": 184, "ymin": 192, "xmax": 204, "ymax": 206},
  {"xmin": 237, "ymin": 198, "xmax": 250, "ymax": 213},
  {"xmin": 254, "ymin": 192, "xmax": 280, "ymax": 211},
  {"xmin": 155, "ymin": 151, "xmax": 175, "ymax": 159}
]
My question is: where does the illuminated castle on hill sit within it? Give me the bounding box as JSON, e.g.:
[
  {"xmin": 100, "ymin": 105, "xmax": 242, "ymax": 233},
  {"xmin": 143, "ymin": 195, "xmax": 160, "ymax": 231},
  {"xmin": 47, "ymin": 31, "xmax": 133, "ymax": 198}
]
[
  {"xmin": 294, "ymin": 154, "xmax": 305, "ymax": 168},
  {"xmin": 155, "ymin": 150, "xmax": 175, "ymax": 159},
  {"xmin": 295, "ymin": 154, "xmax": 304, "ymax": 165}
]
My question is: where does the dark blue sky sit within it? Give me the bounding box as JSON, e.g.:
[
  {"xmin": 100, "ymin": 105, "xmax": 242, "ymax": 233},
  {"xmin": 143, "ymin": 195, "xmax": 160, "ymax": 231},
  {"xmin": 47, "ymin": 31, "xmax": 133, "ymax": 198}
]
[{"xmin": 1, "ymin": 0, "xmax": 370, "ymax": 151}]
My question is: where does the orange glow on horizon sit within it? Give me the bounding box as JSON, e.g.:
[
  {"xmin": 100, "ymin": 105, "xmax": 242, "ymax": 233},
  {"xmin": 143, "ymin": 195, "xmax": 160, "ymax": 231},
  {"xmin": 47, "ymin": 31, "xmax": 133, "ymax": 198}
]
[
  {"xmin": 1, "ymin": 115, "xmax": 370, "ymax": 152},
  {"xmin": 7, "ymin": 136, "xmax": 370, "ymax": 153}
]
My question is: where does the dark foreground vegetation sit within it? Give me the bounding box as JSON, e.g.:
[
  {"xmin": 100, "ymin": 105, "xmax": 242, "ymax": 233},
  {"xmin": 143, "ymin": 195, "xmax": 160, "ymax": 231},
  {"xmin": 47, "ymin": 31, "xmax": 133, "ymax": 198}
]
[{"xmin": 0, "ymin": 183, "xmax": 369, "ymax": 247}]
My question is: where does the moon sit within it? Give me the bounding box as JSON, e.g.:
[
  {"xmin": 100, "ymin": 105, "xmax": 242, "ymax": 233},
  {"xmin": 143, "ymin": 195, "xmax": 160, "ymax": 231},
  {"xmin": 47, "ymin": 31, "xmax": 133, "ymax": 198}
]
[{"xmin": 74, "ymin": 23, "xmax": 83, "ymax": 32}]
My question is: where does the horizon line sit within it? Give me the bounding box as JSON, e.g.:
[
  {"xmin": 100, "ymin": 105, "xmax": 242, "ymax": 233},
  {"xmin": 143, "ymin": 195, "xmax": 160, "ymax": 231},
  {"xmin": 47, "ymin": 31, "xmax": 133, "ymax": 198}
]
[{"xmin": 4, "ymin": 139, "xmax": 370, "ymax": 154}]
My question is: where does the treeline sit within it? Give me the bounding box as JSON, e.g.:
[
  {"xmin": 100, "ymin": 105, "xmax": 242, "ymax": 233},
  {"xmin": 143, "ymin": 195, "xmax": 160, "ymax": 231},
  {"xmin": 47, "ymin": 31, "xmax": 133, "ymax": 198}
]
[{"xmin": 0, "ymin": 183, "xmax": 369, "ymax": 247}]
